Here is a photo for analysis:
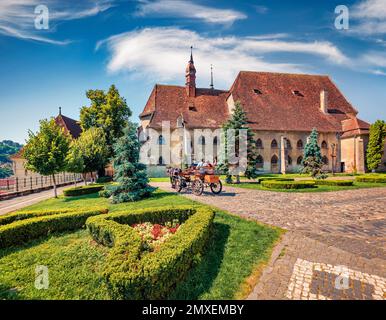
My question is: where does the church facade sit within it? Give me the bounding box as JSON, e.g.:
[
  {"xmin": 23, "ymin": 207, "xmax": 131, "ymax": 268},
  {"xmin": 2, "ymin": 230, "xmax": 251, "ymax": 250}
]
[{"xmin": 139, "ymin": 51, "xmax": 371, "ymax": 175}]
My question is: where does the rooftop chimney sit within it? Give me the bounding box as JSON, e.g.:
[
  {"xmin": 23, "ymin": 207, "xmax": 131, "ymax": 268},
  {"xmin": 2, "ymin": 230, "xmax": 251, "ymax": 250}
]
[{"xmin": 320, "ymin": 90, "xmax": 328, "ymax": 114}]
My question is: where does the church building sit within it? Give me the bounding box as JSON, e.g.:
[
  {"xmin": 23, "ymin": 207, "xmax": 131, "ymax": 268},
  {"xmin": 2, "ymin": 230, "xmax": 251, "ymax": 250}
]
[{"xmin": 139, "ymin": 50, "xmax": 371, "ymax": 175}]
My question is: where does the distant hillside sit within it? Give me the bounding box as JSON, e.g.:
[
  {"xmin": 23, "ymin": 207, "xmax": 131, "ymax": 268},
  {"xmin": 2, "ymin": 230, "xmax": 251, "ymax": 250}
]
[{"xmin": 0, "ymin": 140, "xmax": 23, "ymax": 178}]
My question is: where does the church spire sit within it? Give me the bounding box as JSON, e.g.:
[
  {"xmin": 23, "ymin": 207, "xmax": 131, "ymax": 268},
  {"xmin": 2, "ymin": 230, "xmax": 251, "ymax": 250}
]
[
  {"xmin": 210, "ymin": 64, "xmax": 214, "ymax": 90},
  {"xmin": 185, "ymin": 46, "xmax": 196, "ymax": 97}
]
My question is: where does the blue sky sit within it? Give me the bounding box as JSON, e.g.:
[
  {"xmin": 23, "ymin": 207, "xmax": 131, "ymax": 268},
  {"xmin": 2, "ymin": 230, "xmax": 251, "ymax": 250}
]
[{"xmin": 0, "ymin": 0, "xmax": 386, "ymax": 143}]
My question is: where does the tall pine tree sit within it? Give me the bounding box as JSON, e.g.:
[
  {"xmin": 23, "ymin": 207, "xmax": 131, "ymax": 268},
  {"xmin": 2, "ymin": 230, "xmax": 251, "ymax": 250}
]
[
  {"xmin": 366, "ymin": 120, "xmax": 386, "ymax": 172},
  {"xmin": 218, "ymin": 101, "xmax": 259, "ymax": 183},
  {"xmin": 103, "ymin": 122, "xmax": 155, "ymax": 203},
  {"xmin": 302, "ymin": 128, "xmax": 326, "ymax": 179}
]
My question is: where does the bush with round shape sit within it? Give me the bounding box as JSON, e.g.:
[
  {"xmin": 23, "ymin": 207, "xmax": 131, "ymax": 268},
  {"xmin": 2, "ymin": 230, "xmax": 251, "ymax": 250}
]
[
  {"xmin": 63, "ymin": 184, "xmax": 104, "ymax": 197},
  {"xmin": 261, "ymin": 180, "xmax": 316, "ymax": 190},
  {"xmin": 0, "ymin": 208, "xmax": 108, "ymax": 248},
  {"xmin": 355, "ymin": 176, "xmax": 386, "ymax": 183},
  {"xmin": 86, "ymin": 206, "xmax": 214, "ymax": 300}
]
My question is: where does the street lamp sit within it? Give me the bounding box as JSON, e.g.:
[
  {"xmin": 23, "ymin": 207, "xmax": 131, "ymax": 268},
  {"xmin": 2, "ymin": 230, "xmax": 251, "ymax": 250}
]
[{"xmin": 331, "ymin": 143, "xmax": 336, "ymax": 176}]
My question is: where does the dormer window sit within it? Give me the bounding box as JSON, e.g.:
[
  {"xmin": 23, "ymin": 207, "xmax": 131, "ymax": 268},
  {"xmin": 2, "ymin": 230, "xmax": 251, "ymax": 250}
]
[
  {"xmin": 188, "ymin": 104, "xmax": 196, "ymax": 111},
  {"xmin": 253, "ymin": 89, "xmax": 262, "ymax": 95},
  {"xmin": 292, "ymin": 90, "xmax": 304, "ymax": 97}
]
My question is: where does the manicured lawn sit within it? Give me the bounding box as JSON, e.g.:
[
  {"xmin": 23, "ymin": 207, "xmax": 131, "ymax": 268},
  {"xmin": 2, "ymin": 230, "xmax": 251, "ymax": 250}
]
[
  {"xmin": 0, "ymin": 190, "xmax": 282, "ymax": 300},
  {"xmin": 224, "ymin": 181, "xmax": 386, "ymax": 192}
]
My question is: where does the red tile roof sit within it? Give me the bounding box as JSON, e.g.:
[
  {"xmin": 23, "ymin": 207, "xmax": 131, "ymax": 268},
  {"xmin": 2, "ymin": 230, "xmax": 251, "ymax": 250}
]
[
  {"xmin": 140, "ymin": 85, "xmax": 229, "ymax": 129},
  {"xmin": 341, "ymin": 117, "xmax": 370, "ymax": 138},
  {"xmin": 141, "ymin": 71, "xmax": 370, "ymax": 135},
  {"xmin": 55, "ymin": 114, "xmax": 82, "ymax": 139}
]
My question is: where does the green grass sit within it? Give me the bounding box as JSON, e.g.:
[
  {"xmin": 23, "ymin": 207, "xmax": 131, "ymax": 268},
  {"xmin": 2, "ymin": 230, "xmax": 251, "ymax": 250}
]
[
  {"xmin": 0, "ymin": 190, "xmax": 281, "ymax": 300},
  {"xmin": 224, "ymin": 181, "xmax": 386, "ymax": 192}
]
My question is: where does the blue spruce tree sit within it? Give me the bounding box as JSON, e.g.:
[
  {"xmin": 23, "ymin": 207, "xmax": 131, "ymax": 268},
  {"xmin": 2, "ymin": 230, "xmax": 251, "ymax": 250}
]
[{"xmin": 302, "ymin": 128, "xmax": 326, "ymax": 179}]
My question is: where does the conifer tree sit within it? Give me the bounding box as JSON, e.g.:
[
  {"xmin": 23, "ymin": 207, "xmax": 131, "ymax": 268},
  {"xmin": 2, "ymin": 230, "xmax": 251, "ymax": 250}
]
[
  {"xmin": 366, "ymin": 120, "xmax": 386, "ymax": 172},
  {"xmin": 218, "ymin": 101, "xmax": 259, "ymax": 183},
  {"xmin": 302, "ymin": 128, "xmax": 326, "ymax": 179},
  {"xmin": 103, "ymin": 123, "xmax": 155, "ymax": 203}
]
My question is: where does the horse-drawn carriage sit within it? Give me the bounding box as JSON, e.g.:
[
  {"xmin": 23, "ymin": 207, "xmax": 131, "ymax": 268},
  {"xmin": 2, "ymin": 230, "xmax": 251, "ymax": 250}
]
[{"xmin": 167, "ymin": 166, "xmax": 222, "ymax": 196}]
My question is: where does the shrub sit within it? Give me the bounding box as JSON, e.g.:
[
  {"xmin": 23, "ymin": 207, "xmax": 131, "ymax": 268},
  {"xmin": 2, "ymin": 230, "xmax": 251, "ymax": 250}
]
[
  {"xmin": 86, "ymin": 206, "xmax": 214, "ymax": 299},
  {"xmin": 257, "ymin": 177, "xmax": 295, "ymax": 184},
  {"xmin": 314, "ymin": 180, "xmax": 354, "ymax": 186},
  {"xmin": 63, "ymin": 184, "xmax": 104, "ymax": 197},
  {"xmin": 261, "ymin": 180, "xmax": 316, "ymax": 189},
  {"xmin": 0, "ymin": 208, "xmax": 108, "ymax": 248},
  {"xmin": 355, "ymin": 175, "xmax": 386, "ymax": 183},
  {"xmin": 0, "ymin": 208, "xmax": 75, "ymax": 226},
  {"xmin": 96, "ymin": 176, "xmax": 113, "ymax": 184}
]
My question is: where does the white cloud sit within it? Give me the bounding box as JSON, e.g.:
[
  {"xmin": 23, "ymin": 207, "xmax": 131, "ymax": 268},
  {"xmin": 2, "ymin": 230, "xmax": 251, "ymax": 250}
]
[
  {"xmin": 0, "ymin": 0, "xmax": 113, "ymax": 44},
  {"xmin": 135, "ymin": 0, "xmax": 247, "ymax": 26},
  {"xmin": 97, "ymin": 27, "xmax": 350, "ymax": 88},
  {"xmin": 351, "ymin": 0, "xmax": 386, "ymax": 34}
]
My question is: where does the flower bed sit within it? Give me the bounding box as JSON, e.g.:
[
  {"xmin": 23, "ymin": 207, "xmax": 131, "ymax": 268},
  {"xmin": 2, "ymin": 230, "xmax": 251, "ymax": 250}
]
[
  {"xmin": 261, "ymin": 180, "xmax": 316, "ymax": 190},
  {"xmin": 132, "ymin": 220, "xmax": 180, "ymax": 251},
  {"xmin": 86, "ymin": 206, "xmax": 214, "ymax": 299}
]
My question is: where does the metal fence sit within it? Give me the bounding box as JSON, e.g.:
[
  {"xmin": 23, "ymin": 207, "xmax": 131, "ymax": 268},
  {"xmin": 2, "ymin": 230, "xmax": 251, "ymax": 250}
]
[{"xmin": 0, "ymin": 173, "xmax": 83, "ymax": 195}]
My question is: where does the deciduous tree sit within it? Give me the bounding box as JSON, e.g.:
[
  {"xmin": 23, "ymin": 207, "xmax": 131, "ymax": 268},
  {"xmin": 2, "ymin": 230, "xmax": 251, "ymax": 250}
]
[
  {"xmin": 366, "ymin": 120, "xmax": 386, "ymax": 172},
  {"xmin": 23, "ymin": 119, "xmax": 71, "ymax": 197}
]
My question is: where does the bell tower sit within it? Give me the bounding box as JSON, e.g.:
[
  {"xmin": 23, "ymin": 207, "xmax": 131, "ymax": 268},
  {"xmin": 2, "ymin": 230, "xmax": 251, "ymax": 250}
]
[{"xmin": 185, "ymin": 46, "xmax": 196, "ymax": 97}]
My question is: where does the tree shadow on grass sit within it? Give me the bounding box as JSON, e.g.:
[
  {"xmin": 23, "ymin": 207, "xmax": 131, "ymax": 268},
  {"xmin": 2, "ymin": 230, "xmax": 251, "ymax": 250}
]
[
  {"xmin": 168, "ymin": 222, "xmax": 230, "ymax": 300},
  {"xmin": 0, "ymin": 282, "xmax": 20, "ymax": 300},
  {"xmin": 61, "ymin": 192, "xmax": 101, "ymax": 202}
]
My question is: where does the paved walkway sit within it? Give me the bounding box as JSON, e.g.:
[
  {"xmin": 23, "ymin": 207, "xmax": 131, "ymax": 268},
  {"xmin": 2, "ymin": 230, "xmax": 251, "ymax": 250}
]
[
  {"xmin": 0, "ymin": 184, "xmax": 76, "ymax": 215},
  {"xmin": 151, "ymin": 182, "xmax": 386, "ymax": 300}
]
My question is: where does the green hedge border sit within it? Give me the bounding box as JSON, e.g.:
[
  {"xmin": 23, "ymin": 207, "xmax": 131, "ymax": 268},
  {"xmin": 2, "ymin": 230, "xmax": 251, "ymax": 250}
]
[
  {"xmin": 261, "ymin": 180, "xmax": 316, "ymax": 189},
  {"xmin": 313, "ymin": 180, "xmax": 354, "ymax": 186},
  {"xmin": 0, "ymin": 208, "xmax": 108, "ymax": 248},
  {"xmin": 86, "ymin": 206, "xmax": 215, "ymax": 300},
  {"xmin": 63, "ymin": 185, "xmax": 104, "ymax": 197},
  {"xmin": 355, "ymin": 176, "xmax": 386, "ymax": 183},
  {"xmin": 257, "ymin": 177, "xmax": 295, "ymax": 184},
  {"xmin": 0, "ymin": 208, "xmax": 76, "ymax": 226}
]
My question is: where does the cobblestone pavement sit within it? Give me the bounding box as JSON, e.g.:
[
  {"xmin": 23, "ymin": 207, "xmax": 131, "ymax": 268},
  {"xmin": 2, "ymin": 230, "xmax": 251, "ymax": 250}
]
[{"xmin": 151, "ymin": 182, "xmax": 386, "ymax": 300}]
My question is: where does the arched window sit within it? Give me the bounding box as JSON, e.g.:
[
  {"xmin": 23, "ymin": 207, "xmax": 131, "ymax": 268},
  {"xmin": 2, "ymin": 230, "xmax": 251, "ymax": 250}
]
[
  {"xmin": 256, "ymin": 155, "xmax": 264, "ymax": 168},
  {"xmin": 213, "ymin": 136, "xmax": 218, "ymax": 145},
  {"xmin": 198, "ymin": 136, "xmax": 206, "ymax": 145},
  {"xmin": 256, "ymin": 138, "xmax": 263, "ymax": 149},
  {"xmin": 271, "ymin": 139, "xmax": 278, "ymax": 148},
  {"xmin": 147, "ymin": 149, "xmax": 151, "ymax": 158},
  {"xmin": 286, "ymin": 139, "xmax": 292, "ymax": 149},
  {"xmin": 176, "ymin": 116, "xmax": 183, "ymax": 128},
  {"xmin": 297, "ymin": 139, "xmax": 303, "ymax": 149},
  {"xmin": 271, "ymin": 155, "xmax": 278, "ymax": 164},
  {"xmin": 158, "ymin": 135, "xmax": 166, "ymax": 145},
  {"xmin": 297, "ymin": 156, "xmax": 303, "ymax": 165},
  {"xmin": 158, "ymin": 156, "xmax": 165, "ymax": 165},
  {"xmin": 321, "ymin": 141, "xmax": 328, "ymax": 149},
  {"xmin": 322, "ymin": 156, "xmax": 329, "ymax": 165},
  {"xmin": 287, "ymin": 155, "xmax": 293, "ymax": 165}
]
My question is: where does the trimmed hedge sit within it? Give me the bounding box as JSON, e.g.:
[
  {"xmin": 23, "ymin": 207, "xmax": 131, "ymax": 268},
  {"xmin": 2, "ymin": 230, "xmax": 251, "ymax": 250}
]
[
  {"xmin": 356, "ymin": 176, "xmax": 386, "ymax": 183},
  {"xmin": 0, "ymin": 208, "xmax": 76, "ymax": 226},
  {"xmin": 0, "ymin": 208, "xmax": 108, "ymax": 248},
  {"xmin": 313, "ymin": 179, "xmax": 354, "ymax": 186},
  {"xmin": 261, "ymin": 180, "xmax": 316, "ymax": 190},
  {"xmin": 86, "ymin": 206, "xmax": 215, "ymax": 300},
  {"xmin": 257, "ymin": 177, "xmax": 295, "ymax": 184},
  {"xmin": 63, "ymin": 185, "xmax": 104, "ymax": 197},
  {"xmin": 96, "ymin": 176, "xmax": 113, "ymax": 184}
]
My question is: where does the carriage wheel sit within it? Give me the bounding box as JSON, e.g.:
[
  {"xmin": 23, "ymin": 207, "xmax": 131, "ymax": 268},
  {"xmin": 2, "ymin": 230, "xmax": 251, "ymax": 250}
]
[
  {"xmin": 192, "ymin": 179, "xmax": 204, "ymax": 196},
  {"xmin": 210, "ymin": 181, "xmax": 223, "ymax": 194}
]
